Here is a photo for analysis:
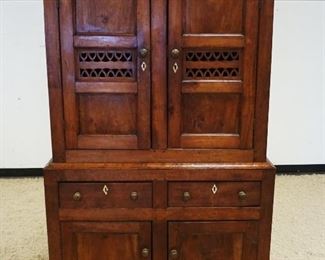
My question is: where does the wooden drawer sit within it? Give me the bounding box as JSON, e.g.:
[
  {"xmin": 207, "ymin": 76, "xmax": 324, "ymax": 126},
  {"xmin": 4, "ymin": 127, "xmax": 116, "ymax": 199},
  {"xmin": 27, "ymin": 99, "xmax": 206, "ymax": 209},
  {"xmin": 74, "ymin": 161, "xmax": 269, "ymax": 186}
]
[
  {"xmin": 168, "ymin": 182, "xmax": 261, "ymax": 207},
  {"xmin": 59, "ymin": 182, "xmax": 152, "ymax": 208}
]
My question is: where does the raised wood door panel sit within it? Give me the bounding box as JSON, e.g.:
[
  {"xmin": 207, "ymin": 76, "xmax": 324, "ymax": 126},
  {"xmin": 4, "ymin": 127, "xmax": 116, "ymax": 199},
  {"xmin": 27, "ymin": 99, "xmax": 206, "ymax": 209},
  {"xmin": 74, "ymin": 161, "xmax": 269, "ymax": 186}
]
[
  {"xmin": 59, "ymin": 0, "xmax": 150, "ymax": 150},
  {"xmin": 62, "ymin": 222, "xmax": 151, "ymax": 260},
  {"xmin": 169, "ymin": 222, "xmax": 258, "ymax": 260},
  {"xmin": 168, "ymin": 0, "xmax": 260, "ymax": 149}
]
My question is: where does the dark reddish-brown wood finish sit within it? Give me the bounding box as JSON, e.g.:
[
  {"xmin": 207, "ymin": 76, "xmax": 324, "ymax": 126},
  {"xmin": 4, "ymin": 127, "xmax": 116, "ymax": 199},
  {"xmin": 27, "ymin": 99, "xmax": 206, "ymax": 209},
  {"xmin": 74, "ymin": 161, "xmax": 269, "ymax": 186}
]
[
  {"xmin": 43, "ymin": 0, "xmax": 275, "ymax": 259},
  {"xmin": 61, "ymin": 222, "xmax": 151, "ymax": 260},
  {"xmin": 59, "ymin": 0, "xmax": 151, "ymax": 150},
  {"xmin": 43, "ymin": 0, "xmax": 65, "ymax": 162},
  {"xmin": 60, "ymin": 182, "xmax": 152, "ymax": 208},
  {"xmin": 151, "ymin": 0, "xmax": 168, "ymax": 149},
  {"xmin": 168, "ymin": 181, "xmax": 261, "ymax": 207},
  {"xmin": 44, "ymin": 0, "xmax": 275, "ymax": 162},
  {"xmin": 169, "ymin": 221, "xmax": 259, "ymax": 260},
  {"xmin": 168, "ymin": 0, "xmax": 259, "ymax": 150},
  {"xmin": 44, "ymin": 165, "xmax": 275, "ymax": 260},
  {"xmin": 254, "ymin": 0, "xmax": 276, "ymax": 161}
]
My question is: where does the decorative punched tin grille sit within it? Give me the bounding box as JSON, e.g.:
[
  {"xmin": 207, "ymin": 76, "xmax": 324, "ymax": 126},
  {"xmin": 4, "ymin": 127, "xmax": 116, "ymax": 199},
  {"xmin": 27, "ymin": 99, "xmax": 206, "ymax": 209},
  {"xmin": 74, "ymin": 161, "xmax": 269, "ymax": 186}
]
[
  {"xmin": 79, "ymin": 51, "xmax": 133, "ymax": 62},
  {"xmin": 80, "ymin": 68, "xmax": 133, "ymax": 78},
  {"xmin": 184, "ymin": 50, "xmax": 242, "ymax": 80},
  {"xmin": 77, "ymin": 50, "xmax": 136, "ymax": 80}
]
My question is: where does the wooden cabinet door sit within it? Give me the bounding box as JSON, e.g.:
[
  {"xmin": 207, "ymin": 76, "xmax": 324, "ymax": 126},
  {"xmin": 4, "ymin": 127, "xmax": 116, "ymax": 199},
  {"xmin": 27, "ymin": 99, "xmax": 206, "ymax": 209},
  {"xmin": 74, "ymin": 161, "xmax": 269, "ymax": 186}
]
[
  {"xmin": 168, "ymin": 0, "xmax": 259, "ymax": 149},
  {"xmin": 59, "ymin": 0, "xmax": 150, "ymax": 150},
  {"xmin": 62, "ymin": 222, "xmax": 151, "ymax": 260},
  {"xmin": 169, "ymin": 222, "xmax": 258, "ymax": 260}
]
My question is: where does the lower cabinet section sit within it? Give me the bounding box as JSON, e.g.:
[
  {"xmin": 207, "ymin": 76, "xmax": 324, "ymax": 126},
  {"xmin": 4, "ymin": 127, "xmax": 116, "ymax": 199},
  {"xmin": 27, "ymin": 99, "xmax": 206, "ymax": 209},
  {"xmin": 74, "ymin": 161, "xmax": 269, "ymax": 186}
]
[
  {"xmin": 61, "ymin": 222, "xmax": 152, "ymax": 260},
  {"xmin": 168, "ymin": 221, "xmax": 258, "ymax": 260},
  {"xmin": 44, "ymin": 165, "xmax": 275, "ymax": 260}
]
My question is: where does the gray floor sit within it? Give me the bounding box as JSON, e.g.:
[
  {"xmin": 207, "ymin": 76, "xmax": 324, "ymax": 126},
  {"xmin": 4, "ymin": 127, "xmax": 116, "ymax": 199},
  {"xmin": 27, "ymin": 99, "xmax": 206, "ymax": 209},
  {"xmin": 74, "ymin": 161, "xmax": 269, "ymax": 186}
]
[{"xmin": 0, "ymin": 175, "xmax": 324, "ymax": 260}]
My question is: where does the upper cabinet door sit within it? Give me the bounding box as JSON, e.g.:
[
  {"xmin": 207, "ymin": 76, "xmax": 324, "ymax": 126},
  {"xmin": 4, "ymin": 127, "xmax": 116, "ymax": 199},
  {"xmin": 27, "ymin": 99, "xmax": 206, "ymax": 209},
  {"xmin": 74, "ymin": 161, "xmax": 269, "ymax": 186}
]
[
  {"xmin": 59, "ymin": 0, "xmax": 150, "ymax": 150},
  {"xmin": 168, "ymin": 0, "xmax": 259, "ymax": 149}
]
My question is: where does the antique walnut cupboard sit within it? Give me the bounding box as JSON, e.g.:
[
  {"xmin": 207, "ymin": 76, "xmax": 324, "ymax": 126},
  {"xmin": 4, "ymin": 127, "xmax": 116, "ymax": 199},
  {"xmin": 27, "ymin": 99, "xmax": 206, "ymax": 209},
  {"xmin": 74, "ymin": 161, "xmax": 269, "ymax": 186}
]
[{"xmin": 43, "ymin": 0, "xmax": 275, "ymax": 259}]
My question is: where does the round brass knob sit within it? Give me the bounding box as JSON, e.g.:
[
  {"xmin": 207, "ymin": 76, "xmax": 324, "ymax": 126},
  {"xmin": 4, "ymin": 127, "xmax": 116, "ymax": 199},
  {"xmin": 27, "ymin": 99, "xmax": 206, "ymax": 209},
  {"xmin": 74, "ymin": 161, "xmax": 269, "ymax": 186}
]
[
  {"xmin": 130, "ymin": 191, "xmax": 139, "ymax": 201},
  {"xmin": 139, "ymin": 48, "xmax": 149, "ymax": 58},
  {"xmin": 141, "ymin": 248, "xmax": 150, "ymax": 257},
  {"xmin": 171, "ymin": 48, "xmax": 180, "ymax": 58},
  {"xmin": 73, "ymin": 192, "xmax": 81, "ymax": 201},
  {"xmin": 238, "ymin": 191, "xmax": 247, "ymax": 200},
  {"xmin": 170, "ymin": 249, "xmax": 178, "ymax": 258},
  {"xmin": 183, "ymin": 191, "xmax": 191, "ymax": 202}
]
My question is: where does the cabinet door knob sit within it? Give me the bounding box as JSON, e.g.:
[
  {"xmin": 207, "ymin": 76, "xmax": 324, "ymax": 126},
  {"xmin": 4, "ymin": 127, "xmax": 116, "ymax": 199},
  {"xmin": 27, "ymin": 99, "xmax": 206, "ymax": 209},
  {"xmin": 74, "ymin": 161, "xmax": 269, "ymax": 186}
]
[
  {"xmin": 130, "ymin": 191, "xmax": 139, "ymax": 201},
  {"xmin": 139, "ymin": 48, "xmax": 149, "ymax": 58},
  {"xmin": 238, "ymin": 191, "xmax": 247, "ymax": 200},
  {"xmin": 170, "ymin": 249, "xmax": 178, "ymax": 258},
  {"xmin": 73, "ymin": 192, "xmax": 81, "ymax": 201},
  {"xmin": 183, "ymin": 191, "xmax": 191, "ymax": 202},
  {"xmin": 171, "ymin": 48, "xmax": 180, "ymax": 58},
  {"xmin": 141, "ymin": 248, "xmax": 150, "ymax": 257}
]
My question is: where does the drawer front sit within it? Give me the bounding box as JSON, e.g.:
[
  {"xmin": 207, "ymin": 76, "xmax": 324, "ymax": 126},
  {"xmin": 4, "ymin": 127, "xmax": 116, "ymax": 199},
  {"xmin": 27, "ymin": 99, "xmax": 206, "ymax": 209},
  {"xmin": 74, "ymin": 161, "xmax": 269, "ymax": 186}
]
[
  {"xmin": 168, "ymin": 182, "xmax": 261, "ymax": 207},
  {"xmin": 60, "ymin": 182, "xmax": 152, "ymax": 208}
]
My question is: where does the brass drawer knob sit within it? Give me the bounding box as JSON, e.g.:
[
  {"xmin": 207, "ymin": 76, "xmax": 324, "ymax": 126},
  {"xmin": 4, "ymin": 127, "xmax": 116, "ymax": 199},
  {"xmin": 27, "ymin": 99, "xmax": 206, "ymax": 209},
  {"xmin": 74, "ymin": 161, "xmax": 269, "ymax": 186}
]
[
  {"xmin": 130, "ymin": 191, "xmax": 139, "ymax": 201},
  {"xmin": 73, "ymin": 192, "xmax": 81, "ymax": 201},
  {"xmin": 238, "ymin": 191, "xmax": 247, "ymax": 200},
  {"xmin": 171, "ymin": 48, "xmax": 180, "ymax": 58},
  {"xmin": 170, "ymin": 249, "xmax": 178, "ymax": 258},
  {"xmin": 183, "ymin": 191, "xmax": 191, "ymax": 202},
  {"xmin": 141, "ymin": 247, "xmax": 150, "ymax": 257}
]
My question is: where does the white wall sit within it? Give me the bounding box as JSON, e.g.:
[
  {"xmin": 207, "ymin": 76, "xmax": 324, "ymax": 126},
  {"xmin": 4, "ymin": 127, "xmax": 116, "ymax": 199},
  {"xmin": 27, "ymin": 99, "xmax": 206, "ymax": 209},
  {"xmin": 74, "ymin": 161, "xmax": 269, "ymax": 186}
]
[
  {"xmin": 0, "ymin": 1, "xmax": 52, "ymax": 168},
  {"xmin": 268, "ymin": 1, "xmax": 325, "ymax": 164},
  {"xmin": 0, "ymin": 0, "xmax": 324, "ymax": 168}
]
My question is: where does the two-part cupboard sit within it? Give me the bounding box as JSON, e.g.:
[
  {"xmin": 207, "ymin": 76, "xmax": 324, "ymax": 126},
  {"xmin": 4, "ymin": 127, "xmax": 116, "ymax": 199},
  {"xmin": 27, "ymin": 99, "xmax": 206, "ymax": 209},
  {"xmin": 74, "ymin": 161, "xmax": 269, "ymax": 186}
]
[{"xmin": 43, "ymin": 0, "xmax": 276, "ymax": 259}]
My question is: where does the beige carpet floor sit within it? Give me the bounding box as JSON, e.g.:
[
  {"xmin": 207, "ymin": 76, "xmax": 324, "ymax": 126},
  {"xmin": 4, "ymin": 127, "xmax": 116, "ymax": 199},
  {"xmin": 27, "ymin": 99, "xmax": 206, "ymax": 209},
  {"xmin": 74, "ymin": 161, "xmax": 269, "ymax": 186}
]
[{"xmin": 0, "ymin": 175, "xmax": 324, "ymax": 260}]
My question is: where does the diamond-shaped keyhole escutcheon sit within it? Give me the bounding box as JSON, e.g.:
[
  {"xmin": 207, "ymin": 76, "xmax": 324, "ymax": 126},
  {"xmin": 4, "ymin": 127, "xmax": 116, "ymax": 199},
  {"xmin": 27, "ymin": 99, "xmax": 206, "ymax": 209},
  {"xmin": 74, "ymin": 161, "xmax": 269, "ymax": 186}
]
[
  {"xmin": 212, "ymin": 184, "xmax": 218, "ymax": 194},
  {"xmin": 103, "ymin": 185, "xmax": 109, "ymax": 195},
  {"xmin": 173, "ymin": 62, "xmax": 179, "ymax": 73},
  {"xmin": 141, "ymin": 61, "xmax": 147, "ymax": 71}
]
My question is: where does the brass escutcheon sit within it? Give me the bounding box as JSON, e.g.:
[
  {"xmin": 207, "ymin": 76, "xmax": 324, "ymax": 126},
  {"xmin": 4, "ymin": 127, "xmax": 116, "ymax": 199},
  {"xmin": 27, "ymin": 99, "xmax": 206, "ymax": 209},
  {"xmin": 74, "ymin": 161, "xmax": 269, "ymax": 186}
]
[
  {"xmin": 141, "ymin": 61, "xmax": 147, "ymax": 71},
  {"xmin": 102, "ymin": 185, "xmax": 109, "ymax": 195},
  {"xmin": 172, "ymin": 62, "xmax": 179, "ymax": 73},
  {"xmin": 212, "ymin": 184, "xmax": 218, "ymax": 194}
]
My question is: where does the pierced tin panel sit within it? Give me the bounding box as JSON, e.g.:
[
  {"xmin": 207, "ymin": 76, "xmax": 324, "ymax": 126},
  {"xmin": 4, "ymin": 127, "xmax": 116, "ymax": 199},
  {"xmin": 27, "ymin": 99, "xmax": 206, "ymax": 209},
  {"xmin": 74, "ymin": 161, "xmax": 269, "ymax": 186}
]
[
  {"xmin": 184, "ymin": 49, "xmax": 242, "ymax": 80},
  {"xmin": 80, "ymin": 68, "xmax": 133, "ymax": 78},
  {"xmin": 77, "ymin": 49, "xmax": 136, "ymax": 81},
  {"xmin": 79, "ymin": 51, "xmax": 133, "ymax": 62}
]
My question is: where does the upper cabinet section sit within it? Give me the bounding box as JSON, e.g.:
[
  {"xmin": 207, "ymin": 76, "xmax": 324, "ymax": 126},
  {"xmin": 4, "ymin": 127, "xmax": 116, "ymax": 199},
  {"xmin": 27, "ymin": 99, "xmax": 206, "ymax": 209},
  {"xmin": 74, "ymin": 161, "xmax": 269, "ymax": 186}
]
[{"xmin": 45, "ymin": 0, "xmax": 274, "ymax": 162}]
